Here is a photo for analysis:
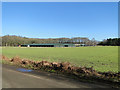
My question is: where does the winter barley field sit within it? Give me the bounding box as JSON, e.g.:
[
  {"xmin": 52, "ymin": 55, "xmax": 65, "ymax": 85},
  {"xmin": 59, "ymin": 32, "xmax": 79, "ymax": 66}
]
[{"xmin": 2, "ymin": 46, "xmax": 118, "ymax": 72}]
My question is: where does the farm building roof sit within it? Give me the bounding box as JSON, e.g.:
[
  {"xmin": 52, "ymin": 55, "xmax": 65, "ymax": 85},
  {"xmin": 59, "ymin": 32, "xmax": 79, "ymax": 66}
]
[{"xmin": 22, "ymin": 43, "xmax": 75, "ymax": 45}]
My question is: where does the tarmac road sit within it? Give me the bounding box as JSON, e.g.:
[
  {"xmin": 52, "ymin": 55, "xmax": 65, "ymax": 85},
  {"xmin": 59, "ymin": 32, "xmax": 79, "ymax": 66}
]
[{"xmin": 2, "ymin": 64, "xmax": 112, "ymax": 88}]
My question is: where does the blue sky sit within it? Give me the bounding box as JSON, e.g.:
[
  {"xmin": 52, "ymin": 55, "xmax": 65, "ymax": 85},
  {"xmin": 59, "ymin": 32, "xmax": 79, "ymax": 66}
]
[{"xmin": 2, "ymin": 2, "xmax": 118, "ymax": 41}]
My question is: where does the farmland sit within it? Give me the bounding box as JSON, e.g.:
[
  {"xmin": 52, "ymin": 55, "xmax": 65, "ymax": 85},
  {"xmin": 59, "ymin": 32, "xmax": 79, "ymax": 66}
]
[{"xmin": 2, "ymin": 46, "xmax": 118, "ymax": 72}]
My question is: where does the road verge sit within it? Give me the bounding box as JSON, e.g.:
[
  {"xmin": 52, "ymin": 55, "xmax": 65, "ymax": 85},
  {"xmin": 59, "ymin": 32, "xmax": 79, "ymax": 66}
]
[{"xmin": 1, "ymin": 55, "xmax": 120, "ymax": 88}]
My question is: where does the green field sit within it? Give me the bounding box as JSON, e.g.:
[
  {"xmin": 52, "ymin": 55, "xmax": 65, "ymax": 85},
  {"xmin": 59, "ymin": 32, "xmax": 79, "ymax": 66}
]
[{"xmin": 2, "ymin": 46, "xmax": 118, "ymax": 72}]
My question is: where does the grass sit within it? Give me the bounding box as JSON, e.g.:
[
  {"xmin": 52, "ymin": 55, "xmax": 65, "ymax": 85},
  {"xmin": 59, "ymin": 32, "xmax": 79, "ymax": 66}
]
[{"xmin": 2, "ymin": 46, "xmax": 118, "ymax": 72}]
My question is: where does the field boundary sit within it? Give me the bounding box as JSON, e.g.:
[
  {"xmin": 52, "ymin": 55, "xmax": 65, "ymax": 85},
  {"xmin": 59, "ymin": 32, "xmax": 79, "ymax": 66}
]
[{"xmin": 1, "ymin": 55, "xmax": 120, "ymax": 87}]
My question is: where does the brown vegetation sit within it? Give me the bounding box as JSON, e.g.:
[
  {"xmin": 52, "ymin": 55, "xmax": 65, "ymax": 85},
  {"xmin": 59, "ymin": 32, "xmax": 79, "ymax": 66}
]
[{"xmin": 1, "ymin": 55, "xmax": 120, "ymax": 85}]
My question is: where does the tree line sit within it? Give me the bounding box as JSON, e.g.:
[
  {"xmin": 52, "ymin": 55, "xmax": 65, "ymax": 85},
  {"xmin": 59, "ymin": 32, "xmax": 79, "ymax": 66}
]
[
  {"xmin": 1, "ymin": 35, "xmax": 98, "ymax": 46},
  {"xmin": 98, "ymin": 38, "xmax": 120, "ymax": 46}
]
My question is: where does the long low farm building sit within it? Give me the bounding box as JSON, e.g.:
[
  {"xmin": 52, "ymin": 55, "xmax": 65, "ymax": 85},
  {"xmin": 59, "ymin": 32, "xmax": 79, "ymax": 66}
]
[{"xmin": 21, "ymin": 43, "xmax": 76, "ymax": 47}]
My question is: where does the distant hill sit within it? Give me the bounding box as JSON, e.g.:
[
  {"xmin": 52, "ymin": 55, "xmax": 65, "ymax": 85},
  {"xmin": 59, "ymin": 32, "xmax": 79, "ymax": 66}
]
[{"xmin": 1, "ymin": 35, "xmax": 98, "ymax": 46}]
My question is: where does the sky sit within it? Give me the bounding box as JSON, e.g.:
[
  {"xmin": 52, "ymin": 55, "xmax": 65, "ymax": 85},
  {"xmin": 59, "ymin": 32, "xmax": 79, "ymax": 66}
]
[{"xmin": 2, "ymin": 2, "xmax": 118, "ymax": 41}]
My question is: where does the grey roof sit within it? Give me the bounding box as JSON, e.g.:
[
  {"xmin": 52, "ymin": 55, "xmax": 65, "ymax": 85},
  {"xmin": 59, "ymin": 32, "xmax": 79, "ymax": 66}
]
[{"xmin": 22, "ymin": 43, "xmax": 75, "ymax": 45}]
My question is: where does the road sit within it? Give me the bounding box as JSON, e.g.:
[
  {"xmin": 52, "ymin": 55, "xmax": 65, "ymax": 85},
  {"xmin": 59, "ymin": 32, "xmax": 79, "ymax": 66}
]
[{"xmin": 2, "ymin": 64, "xmax": 112, "ymax": 88}]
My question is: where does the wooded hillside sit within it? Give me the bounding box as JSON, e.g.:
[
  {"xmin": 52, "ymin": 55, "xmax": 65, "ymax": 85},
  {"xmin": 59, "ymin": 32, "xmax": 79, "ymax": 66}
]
[{"xmin": 1, "ymin": 35, "xmax": 98, "ymax": 46}]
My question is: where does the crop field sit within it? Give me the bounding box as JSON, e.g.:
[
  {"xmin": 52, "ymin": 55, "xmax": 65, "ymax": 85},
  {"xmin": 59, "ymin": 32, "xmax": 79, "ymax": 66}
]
[{"xmin": 2, "ymin": 46, "xmax": 118, "ymax": 72}]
